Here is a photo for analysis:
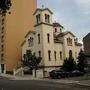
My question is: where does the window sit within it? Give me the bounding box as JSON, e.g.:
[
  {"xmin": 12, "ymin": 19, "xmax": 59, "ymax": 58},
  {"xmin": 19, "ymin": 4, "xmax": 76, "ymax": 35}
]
[
  {"xmin": 36, "ymin": 14, "xmax": 40, "ymax": 24},
  {"xmin": 45, "ymin": 14, "xmax": 47, "ymax": 22},
  {"xmin": 38, "ymin": 34, "xmax": 40, "ymax": 44},
  {"xmin": 60, "ymin": 51, "xmax": 62, "ymax": 60},
  {"xmin": 28, "ymin": 37, "xmax": 33, "ymax": 47},
  {"xmin": 38, "ymin": 14, "xmax": 40, "ymax": 21},
  {"xmin": 47, "ymin": 15, "xmax": 50, "ymax": 23},
  {"xmin": 1, "ymin": 53, "xmax": 4, "ymax": 57},
  {"xmin": 23, "ymin": 54, "xmax": 26, "ymax": 60},
  {"xmin": 67, "ymin": 37, "xmax": 72, "ymax": 46},
  {"xmin": 45, "ymin": 14, "xmax": 50, "ymax": 23},
  {"xmin": 1, "ymin": 45, "xmax": 4, "ymax": 51},
  {"xmin": 36, "ymin": 15, "xmax": 38, "ymax": 24},
  {"xmin": 54, "ymin": 51, "xmax": 56, "ymax": 61},
  {"xmin": 69, "ymin": 50, "xmax": 73, "ymax": 58},
  {"xmin": 2, "ymin": 18, "xmax": 4, "ymax": 22},
  {"xmin": 47, "ymin": 33, "xmax": 50, "ymax": 43},
  {"xmin": 48, "ymin": 50, "xmax": 51, "ymax": 61},
  {"xmin": 55, "ymin": 28, "xmax": 57, "ymax": 32},
  {"xmin": 38, "ymin": 51, "xmax": 41, "ymax": 57},
  {"xmin": 71, "ymin": 39, "xmax": 72, "ymax": 45}
]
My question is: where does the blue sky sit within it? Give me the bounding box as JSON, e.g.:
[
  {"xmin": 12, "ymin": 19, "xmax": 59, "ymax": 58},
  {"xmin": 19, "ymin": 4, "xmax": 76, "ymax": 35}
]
[{"xmin": 38, "ymin": 0, "xmax": 90, "ymax": 42}]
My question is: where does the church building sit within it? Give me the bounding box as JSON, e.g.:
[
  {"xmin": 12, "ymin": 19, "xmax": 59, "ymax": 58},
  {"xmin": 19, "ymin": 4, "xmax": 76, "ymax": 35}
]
[{"xmin": 21, "ymin": 8, "xmax": 82, "ymax": 72}]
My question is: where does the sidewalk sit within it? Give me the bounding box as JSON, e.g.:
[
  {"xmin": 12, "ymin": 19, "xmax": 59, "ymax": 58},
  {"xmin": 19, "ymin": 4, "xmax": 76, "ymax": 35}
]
[
  {"xmin": 13, "ymin": 75, "xmax": 41, "ymax": 80},
  {"xmin": 0, "ymin": 74, "xmax": 40, "ymax": 80},
  {"xmin": 0, "ymin": 74, "xmax": 13, "ymax": 79}
]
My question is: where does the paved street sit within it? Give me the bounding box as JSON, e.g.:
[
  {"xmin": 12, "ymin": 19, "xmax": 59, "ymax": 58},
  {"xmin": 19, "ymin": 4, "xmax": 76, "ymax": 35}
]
[{"xmin": 0, "ymin": 80, "xmax": 90, "ymax": 90}]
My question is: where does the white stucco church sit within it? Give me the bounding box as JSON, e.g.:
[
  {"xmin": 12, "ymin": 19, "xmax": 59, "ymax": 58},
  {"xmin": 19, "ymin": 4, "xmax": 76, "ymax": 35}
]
[{"xmin": 21, "ymin": 8, "xmax": 82, "ymax": 72}]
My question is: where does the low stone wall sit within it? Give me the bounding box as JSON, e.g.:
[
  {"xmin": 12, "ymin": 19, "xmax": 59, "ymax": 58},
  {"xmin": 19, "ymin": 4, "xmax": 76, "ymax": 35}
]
[{"xmin": 33, "ymin": 69, "xmax": 44, "ymax": 78}]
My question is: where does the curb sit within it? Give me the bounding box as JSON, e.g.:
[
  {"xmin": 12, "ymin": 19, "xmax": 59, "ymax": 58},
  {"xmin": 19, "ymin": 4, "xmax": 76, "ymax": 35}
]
[{"xmin": 75, "ymin": 82, "xmax": 90, "ymax": 87}]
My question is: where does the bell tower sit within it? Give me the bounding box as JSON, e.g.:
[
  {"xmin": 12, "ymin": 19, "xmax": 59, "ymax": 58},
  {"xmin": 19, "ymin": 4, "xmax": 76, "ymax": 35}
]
[
  {"xmin": 34, "ymin": 8, "xmax": 55, "ymax": 67},
  {"xmin": 34, "ymin": 8, "xmax": 53, "ymax": 26}
]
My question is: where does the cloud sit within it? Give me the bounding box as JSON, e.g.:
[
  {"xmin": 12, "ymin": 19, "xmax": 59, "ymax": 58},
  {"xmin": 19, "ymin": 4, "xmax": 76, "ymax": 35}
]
[
  {"xmin": 75, "ymin": 0, "xmax": 90, "ymax": 6},
  {"xmin": 75, "ymin": 0, "xmax": 90, "ymax": 15}
]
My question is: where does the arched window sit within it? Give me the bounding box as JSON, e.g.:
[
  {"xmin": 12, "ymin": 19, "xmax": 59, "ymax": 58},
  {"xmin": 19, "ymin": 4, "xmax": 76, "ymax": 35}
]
[
  {"xmin": 38, "ymin": 51, "xmax": 41, "ymax": 57},
  {"xmin": 36, "ymin": 14, "xmax": 41, "ymax": 24},
  {"xmin": 47, "ymin": 15, "xmax": 50, "ymax": 23},
  {"xmin": 38, "ymin": 34, "xmax": 40, "ymax": 44},
  {"xmin": 38, "ymin": 14, "xmax": 40, "ymax": 21},
  {"xmin": 45, "ymin": 14, "xmax": 47, "ymax": 22},
  {"xmin": 28, "ymin": 37, "xmax": 34, "ymax": 47},
  {"xmin": 60, "ymin": 28, "xmax": 62, "ymax": 32},
  {"xmin": 54, "ymin": 51, "xmax": 56, "ymax": 60},
  {"xmin": 55, "ymin": 28, "xmax": 57, "ymax": 32},
  {"xmin": 48, "ymin": 50, "xmax": 51, "ymax": 61},
  {"xmin": 60, "ymin": 51, "xmax": 62, "ymax": 60},
  {"xmin": 36, "ymin": 15, "xmax": 38, "ymax": 24},
  {"xmin": 67, "ymin": 38, "xmax": 69, "ymax": 45},
  {"xmin": 69, "ymin": 50, "xmax": 73, "ymax": 58},
  {"xmin": 45, "ymin": 14, "xmax": 50, "ymax": 23},
  {"xmin": 67, "ymin": 37, "xmax": 72, "ymax": 46},
  {"xmin": 47, "ymin": 33, "xmax": 50, "ymax": 43},
  {"xmin": 1, "ymin": 45, "xmax": 4, "ymax": 51},
  {"xmin": 70, "ymin": 39, "xmax": 72, "ymax": 45}
]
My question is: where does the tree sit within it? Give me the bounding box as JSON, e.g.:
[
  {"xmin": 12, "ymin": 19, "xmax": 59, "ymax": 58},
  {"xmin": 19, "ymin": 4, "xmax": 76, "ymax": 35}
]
[
  {"xmin": 77, "ymin": 49, "xmax": 86, "ymax": 72},
  {"xmin": 0, "ymin": 0, "xmax": 12, "ymax": 14},
  {"xmin": 22, "ymin": 50, "xmax": 42, "ymax": 77},
  {"xmin": 61, "ymin": 50, "xmax": 76, "ymax": 72},
  {"xmin": 61, "ymin": 58, "xmax": 76, "ymax": 72}
]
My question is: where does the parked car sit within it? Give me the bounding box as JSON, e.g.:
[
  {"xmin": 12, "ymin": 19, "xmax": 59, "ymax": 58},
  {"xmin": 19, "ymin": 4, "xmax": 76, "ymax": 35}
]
[
  {"xmin": 49, "ymin": 69, "xmax": 85, "ymax": 79},
  {"xmin": 49, "ymin": 69, "xmax": 69, "ymax": 79},
  {"xmin": 70, "ymin": 70, "xmax": 84, "ymax": 77}
]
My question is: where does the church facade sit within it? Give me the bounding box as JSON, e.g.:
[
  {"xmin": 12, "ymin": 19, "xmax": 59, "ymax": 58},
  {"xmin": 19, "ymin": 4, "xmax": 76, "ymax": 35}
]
[{"xmin": 21, "ymin": 8, "xmax": 82, "ymax": 72}]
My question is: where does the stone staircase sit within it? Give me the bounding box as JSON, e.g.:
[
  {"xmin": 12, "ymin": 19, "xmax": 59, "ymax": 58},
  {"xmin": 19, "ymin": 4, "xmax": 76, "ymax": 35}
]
[{"xmin": 13, "ymin": 67, "xmax": 24, "ymax": 76}]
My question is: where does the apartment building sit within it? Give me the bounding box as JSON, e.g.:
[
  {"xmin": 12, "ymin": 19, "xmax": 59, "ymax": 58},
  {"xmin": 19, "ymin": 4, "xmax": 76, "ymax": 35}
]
[
  {"xmin": 0, "ymin": 0, "xmax": 37, "ymax": 73},
  {"xmin": 83, "ymin": 32, "xmax": 90, "ymax": 65}
]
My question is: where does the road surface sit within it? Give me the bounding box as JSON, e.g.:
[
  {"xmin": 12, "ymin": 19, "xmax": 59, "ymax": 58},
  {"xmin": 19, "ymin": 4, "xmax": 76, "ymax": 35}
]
[{"xmin": 0, "ymin": 80, "xmax": 90, "ymax": 90}]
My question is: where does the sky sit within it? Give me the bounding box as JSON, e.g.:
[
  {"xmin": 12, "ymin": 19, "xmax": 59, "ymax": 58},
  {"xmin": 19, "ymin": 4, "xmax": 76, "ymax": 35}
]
[{"xmin": 38, "ymin": 0, "xmax": 90, "ymax": 42}]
